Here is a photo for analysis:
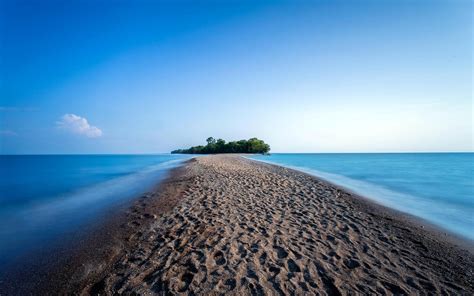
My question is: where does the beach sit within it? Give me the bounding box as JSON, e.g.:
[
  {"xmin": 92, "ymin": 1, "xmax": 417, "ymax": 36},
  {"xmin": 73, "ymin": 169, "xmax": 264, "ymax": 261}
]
[{"xmin": 4, "ymin": 155, "xmax": 473, "ymax": 295}]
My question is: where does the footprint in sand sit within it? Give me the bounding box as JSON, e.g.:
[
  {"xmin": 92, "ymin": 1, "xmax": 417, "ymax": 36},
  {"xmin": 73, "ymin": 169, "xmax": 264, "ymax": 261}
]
[
  {"xmin": 287, "ymin": 259, "xmax": 301, "ymax": 272},
  {"xmin": 273, "ymin": 246, "xmax": 289, "ymax": 259},
  {"xmin": 213, "ymin": 251, "xmax": 226, "ymax": 265}
]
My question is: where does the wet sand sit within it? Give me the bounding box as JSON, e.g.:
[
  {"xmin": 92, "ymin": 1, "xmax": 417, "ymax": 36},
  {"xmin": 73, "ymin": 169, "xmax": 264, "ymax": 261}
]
[{"xmin": 4, "ymin": 155, "xmax": 474, "ymax": 295}]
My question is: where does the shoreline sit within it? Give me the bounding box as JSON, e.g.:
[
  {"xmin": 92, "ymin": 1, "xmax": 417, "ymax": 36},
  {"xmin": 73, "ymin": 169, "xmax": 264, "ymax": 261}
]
[
  {"xmin": 245, "ymin": 156, "xmax": 474, "ymax": 251},
  {"xmin": 0, "ymin": 161, "xmax": 194, "ymax": 295},
  {"xmin": 2, "ymin": 155, "xmax": 473, "ymax": 294}
]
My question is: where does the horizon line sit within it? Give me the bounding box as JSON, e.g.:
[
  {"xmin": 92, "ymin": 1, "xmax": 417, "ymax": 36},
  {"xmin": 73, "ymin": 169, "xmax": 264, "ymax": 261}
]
[{"xmin": 1, "ymin": 151, "xmax": 473, "ymax": 156}]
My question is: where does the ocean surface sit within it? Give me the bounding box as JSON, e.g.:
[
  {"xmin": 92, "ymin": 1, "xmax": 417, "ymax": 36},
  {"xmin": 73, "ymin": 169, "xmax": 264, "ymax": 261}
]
[
  {"xmin": 0, "ymin": 154, "xmax": 191, "ymax": 267},
  {"xmin": 249, "ymin": 153, "xmax": 474, "ymax": 240}
]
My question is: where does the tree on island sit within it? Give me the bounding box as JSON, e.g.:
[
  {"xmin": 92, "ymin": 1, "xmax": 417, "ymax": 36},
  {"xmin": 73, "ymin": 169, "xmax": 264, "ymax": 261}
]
[{"xmin": 171, "ymin": 137, "xmax": 270, "ymax": 154}]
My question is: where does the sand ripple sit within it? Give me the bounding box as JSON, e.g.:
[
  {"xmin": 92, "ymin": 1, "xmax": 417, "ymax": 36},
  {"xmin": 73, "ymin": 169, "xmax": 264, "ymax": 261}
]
[{"xmin": 85, "ymin": 155, "xmax": 474, "ymax": 295}]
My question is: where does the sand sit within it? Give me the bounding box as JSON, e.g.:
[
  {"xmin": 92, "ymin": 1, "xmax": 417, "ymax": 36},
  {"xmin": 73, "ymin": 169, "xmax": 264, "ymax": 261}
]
[{"xmin": 4, "ymin": 155, "xmax": 473, "ymax": 295}]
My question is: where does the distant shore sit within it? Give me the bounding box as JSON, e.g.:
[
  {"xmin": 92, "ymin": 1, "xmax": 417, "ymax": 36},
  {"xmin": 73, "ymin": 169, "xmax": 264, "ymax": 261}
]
[{"xmin": 3, "ymin": 155, "xmax": 473, "ymax": 294}]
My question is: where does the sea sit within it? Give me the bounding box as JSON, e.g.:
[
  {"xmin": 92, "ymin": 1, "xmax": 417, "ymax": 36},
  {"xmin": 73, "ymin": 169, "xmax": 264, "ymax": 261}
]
[
  {"xmin": 0, "ymin": 154, "xmax": 191, "ymax": 267},
  {"xmin": 248, "ymin": 153, "xmax": 474, "ymax": 241}
]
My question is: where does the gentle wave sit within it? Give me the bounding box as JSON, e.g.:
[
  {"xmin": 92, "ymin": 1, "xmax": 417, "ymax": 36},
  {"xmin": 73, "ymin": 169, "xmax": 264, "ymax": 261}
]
[
  {"xmin": 2, "ymin": 158, "xmax": 183, "ymax": 225},
  {"xmin": 0, "ymin": 156, "xmax": 189, "ymax": 266}
]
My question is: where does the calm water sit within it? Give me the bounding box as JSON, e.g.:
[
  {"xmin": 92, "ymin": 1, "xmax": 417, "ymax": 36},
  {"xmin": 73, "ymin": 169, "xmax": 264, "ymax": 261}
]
[
  {"xmin": 249, "ymin": 153, "xmax": 474, "ymax": 240},
  {"xmin": 0, "ymin": 154, "xmax": 191, "ymax": 266}
]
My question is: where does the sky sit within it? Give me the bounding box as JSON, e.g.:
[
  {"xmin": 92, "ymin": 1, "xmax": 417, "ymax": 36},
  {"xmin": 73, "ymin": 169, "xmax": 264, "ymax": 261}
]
[{"xmin": 0, "ymin": 0, "xmax": 472, "ymax": 154}]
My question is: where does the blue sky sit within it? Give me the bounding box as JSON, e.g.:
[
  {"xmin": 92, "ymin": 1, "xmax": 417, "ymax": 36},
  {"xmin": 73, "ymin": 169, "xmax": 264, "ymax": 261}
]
[{"xmin": 1, "ymin": 0, "xmax": 472, "ymax": 153}]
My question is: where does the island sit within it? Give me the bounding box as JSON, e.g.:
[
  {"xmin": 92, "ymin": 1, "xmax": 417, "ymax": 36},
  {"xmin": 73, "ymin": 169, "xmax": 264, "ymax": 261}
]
[{"xmin": 171, "ymin": 137, "xmax": 270, "ymax": 154}]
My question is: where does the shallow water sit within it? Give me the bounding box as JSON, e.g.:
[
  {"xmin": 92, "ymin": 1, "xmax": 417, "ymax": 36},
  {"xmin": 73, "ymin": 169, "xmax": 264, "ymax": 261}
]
[
  {"xmin": 249, "ymin": 153, "xmax": 474, "ymax": 240},
  {"xmin": 0, "ymin": 154, "xmax": 191, "ymax": 266}
]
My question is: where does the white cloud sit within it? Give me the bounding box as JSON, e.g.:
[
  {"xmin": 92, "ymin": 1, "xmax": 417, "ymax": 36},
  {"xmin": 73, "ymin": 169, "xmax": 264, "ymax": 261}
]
[{"xmin": 57, "ymin": 114, "xmax": 103, "ymax": 138}]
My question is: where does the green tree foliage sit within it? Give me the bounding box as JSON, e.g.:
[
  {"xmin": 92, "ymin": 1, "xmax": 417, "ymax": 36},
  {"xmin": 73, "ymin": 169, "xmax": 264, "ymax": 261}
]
[
  {"xmin": 171, "ymin": 137, "xmax": 270, "ymax": 154},
  {"xmin": 206, "ymin": 137, "xmax": 216, "ymax": 145}
]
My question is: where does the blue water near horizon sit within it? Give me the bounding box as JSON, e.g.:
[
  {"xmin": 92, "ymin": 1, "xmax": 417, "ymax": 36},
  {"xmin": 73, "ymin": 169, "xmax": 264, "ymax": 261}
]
[
  {"xmin": 0, "ymin": 154, "xmax": 192, "ymax": 267},
  {"xmin": 249, "ymin": 153, "xmax": 474, "ymax": 240}
]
